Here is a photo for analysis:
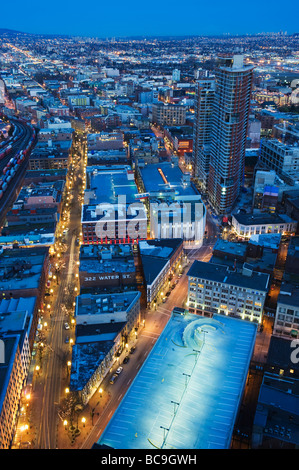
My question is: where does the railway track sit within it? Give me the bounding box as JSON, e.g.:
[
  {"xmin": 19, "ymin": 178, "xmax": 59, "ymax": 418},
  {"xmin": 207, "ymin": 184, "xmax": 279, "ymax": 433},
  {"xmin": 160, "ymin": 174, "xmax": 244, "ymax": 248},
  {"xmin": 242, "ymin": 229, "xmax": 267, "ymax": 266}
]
[{"xmin": 0, "ymin": 115, "xmax": 36, "ymax": 227}]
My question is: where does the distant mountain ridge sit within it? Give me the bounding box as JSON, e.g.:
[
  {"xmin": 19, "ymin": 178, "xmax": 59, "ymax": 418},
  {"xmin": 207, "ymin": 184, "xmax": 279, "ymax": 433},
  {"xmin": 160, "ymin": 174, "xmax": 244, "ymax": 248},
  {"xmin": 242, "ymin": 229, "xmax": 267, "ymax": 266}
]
[
  {"xmin": 0, "ymin": 28, "xmax": 24, "ymax": 34},
  {"xmin": 0, "ymin": 28, "xmax": 69, "ymax": 38}
]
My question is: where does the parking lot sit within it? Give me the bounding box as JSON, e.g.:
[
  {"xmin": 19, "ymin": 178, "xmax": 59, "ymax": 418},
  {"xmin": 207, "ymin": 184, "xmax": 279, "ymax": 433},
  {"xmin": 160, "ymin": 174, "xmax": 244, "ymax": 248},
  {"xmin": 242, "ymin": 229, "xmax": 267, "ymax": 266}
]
[{"xmin": 98, "ymin": 313, "xmax": 257, "ymax": 449}]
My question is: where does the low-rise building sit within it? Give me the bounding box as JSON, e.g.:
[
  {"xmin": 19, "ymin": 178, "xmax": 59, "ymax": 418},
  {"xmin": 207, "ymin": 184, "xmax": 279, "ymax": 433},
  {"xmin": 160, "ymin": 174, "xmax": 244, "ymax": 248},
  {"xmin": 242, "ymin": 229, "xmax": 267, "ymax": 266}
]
[
  {"xmin": 252, "ymin": 372, "xmax": 299, "ymax": 449},
  {"xmin": 0, "ymin": 247, "xmax": 48, "ymax": 345},
  {"xmin": 137, "ymin": 162, "xmax": 206, "ymax": 245},
  {"xmin": 232, "ymin": 212, "xmax": 297, "ymax": 238},
  {"xmin": 87, "ymin": 131, "xmax": 123, "ymax": 151},
  {"xmin": 70, "ymin": 291, "xmax": 141, "ymax": 403},
  {"xmin": 210, "ymin": 238, "xmax": 278, "ymax": 278},
  {"xmin": 87, "ymin": 149, "xmax": 128, "ymax": 166},
  {"xmin": 152, "ymin": 102, "xmax": 186, "ymax": 126},
  {"xmin": 139, "ymin": 238, "xmax": 183, "ymax": 308},
  {"xmin": 253, "ymin": 170, "xmax": 278, "ymax": 212},
  {"xmin": 260, "ymin": 138, "xmax": 299, "ymax": 186},
  {"xmin": 187, "ymin": 260, "xmax": 270, "ymax": 323},
  {"xmin": 0, "ymin": 334, "xmax": 24, "ymax": 449},
  {"xmin": 266, "ymin": 336, "xmax": 299, "ymax": 379},
  {"xmin": 82, "ymin": 165, "xmax": 147, "ymax": 244},
  {"xmin": 29, "ymin": 140, "xmax": 72, "ymax": 170},
  {"xmin": 23, "ymin": 169, "xmax": 68, "ymax": 185},
  {"xmin": 0, "ymin": 296, "xmax": 36, "ymax": 358},
  {"xmin": 284, "ymin": 236, "xmax": 299, "ymax": 277},
  {"xmin": 79, "ymin": 244, "xmax": 136, "ymax": 292},
  {"xmin": 274, "ymin": 283, "xmax": 299, "ymax": 338},
  {"xmin": 97, "ymin": 311, "xmax": 257, "ymax": 450}
]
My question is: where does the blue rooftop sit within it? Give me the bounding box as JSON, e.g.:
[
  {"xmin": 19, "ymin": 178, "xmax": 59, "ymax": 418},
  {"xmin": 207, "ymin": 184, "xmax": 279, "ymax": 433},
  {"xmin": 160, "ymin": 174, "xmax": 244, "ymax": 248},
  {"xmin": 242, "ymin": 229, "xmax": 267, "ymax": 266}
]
[
  {"xmin": 98, "ymin": 312, "xmax": 257, "ymax": 449},
  {"xmin": 140, "ymin": 162, "xmax": 198, "ymax": 198},
  {"xmin": 86, "ymin": 166, "xmax": 138, "ymax": 205}
]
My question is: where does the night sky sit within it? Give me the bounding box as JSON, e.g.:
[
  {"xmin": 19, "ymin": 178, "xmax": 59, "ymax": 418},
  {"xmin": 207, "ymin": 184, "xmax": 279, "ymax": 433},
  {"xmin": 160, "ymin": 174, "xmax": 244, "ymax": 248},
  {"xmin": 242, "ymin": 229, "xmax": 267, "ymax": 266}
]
[{"xmin": 1, "ymin": 0, "xmax": 297, "ymax": 38}]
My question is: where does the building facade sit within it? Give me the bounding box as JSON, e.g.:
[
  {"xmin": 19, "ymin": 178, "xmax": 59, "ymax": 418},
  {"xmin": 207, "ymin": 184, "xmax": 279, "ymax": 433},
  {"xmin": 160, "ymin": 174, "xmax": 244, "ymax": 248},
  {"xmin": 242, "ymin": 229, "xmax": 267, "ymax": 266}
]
[
  {"xmin": 232, "ymin": 213, "xmax": 297, "ymax": 238},
  {"xmin": 152, "ymin": 102, "xmax": 186, "ymax": 126},
  {"xmin": 207, "ymin": 55, "xmax": 254, "ymax": 214},
  {"xmin": 187, "ymin": 260, "xmax": 269, "ymax": 323},
  {"xmin": 193, "ymin": 78, "xmax": 216, "ymax": 189},
  {"xmin": 260, "ymin": 139, "xmax": 299, "ymax": 185},
  {"xmin": 273, "ymin": 284, "xmax": 299, "ymax": 338}
]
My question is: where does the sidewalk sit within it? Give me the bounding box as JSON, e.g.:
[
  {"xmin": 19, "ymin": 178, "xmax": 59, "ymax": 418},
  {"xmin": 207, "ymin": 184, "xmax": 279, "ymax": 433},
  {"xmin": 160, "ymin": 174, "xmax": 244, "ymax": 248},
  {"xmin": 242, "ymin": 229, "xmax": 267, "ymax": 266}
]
[
  {"xmin": 56, "ymin": 390, "xmax": 111, "ymax": 449},
  {"xmin": 56, "ymin": 322, "xmax": 142, "ymax": 449}
]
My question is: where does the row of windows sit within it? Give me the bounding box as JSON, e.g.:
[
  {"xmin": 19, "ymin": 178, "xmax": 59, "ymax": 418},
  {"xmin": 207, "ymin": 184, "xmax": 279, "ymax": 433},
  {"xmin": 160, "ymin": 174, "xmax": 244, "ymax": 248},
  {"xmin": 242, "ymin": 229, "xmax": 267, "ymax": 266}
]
[
  {"xmin": 278, "ymin": 307, "xmax": 299, "ymax": 317},
  {"xmin": 189, "ymin": 280, "xmax": 262, "ymax": 296}
]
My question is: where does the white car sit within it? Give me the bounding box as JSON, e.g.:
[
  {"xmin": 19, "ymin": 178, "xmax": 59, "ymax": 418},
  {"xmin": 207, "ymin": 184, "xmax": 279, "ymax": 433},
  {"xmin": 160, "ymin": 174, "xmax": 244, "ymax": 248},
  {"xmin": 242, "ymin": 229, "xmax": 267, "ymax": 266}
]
[
  {"xmin": 64, "ymin": 323, "xmax": 70, "ymax": 330},
  {"xmin": 116, "ymin": 366, "xmax": 123, "ymax": 375}
]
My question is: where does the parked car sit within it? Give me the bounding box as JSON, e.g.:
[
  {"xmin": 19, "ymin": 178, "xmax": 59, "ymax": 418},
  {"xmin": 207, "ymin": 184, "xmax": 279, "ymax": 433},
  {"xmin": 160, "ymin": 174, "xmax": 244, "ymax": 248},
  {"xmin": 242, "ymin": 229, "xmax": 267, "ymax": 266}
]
[
  {"xmin": 116, "ymin": 366, "xmax": 123, "ymax": 375},
  {"xmin": 65, "ymin": 336, "xmax": 69, "ymax": 343},
  {"xmin": 123, "ymin": 356, "xmax": 130, "ymax": 364},
  {"xmin": 64, "ymin": 323, "xmax": 70, "ymax": 330},
  {"xmin": 130, "ymin": 346, "xmax": 136, "ymax": 354},
  {"xmin": 110, "ymin": 374, "xmax": 118, "ymax": 385}
]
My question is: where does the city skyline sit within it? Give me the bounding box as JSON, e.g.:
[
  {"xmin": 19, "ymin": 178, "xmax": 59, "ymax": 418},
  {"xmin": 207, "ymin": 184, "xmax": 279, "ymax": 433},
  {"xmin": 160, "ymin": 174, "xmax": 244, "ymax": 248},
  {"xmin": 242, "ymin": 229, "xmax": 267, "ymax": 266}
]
[
  {"xmin": 0, "ymin": 19, "xmax": 298, "ymax": 452},
  {"xmin": 0, "ymin": 0, "xmax": 297, "ymax": 38}
]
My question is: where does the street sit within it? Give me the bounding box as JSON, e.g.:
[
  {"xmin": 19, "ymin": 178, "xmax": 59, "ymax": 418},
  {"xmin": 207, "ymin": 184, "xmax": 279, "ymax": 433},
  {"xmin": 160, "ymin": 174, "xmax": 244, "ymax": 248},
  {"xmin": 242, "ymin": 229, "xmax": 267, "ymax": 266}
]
[
  {"xmin": 12, "ymin": 143, "xmax": 274, "ymax": 449},
  {"xmin": 12, "ymin": 132, "xmax": 87, "ymax": 449}
]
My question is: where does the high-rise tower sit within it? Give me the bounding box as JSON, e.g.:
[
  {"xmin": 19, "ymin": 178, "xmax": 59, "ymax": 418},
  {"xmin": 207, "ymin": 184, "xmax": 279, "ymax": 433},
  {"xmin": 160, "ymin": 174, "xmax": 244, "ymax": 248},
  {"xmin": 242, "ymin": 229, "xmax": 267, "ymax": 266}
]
[
  {"xmin": 193, "ymin": 78, "xmax": 216, "ymax": 190},
  {"xmin": 207, "ymin": 55, "xmax": 254, "ymax": 214}
]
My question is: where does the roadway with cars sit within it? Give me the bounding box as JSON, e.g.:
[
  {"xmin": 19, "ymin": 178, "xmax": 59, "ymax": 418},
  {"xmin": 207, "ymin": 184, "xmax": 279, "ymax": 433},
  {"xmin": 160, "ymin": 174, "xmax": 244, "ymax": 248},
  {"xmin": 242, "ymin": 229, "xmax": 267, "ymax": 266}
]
[
  {"xmin": 79, "ymin": 214, "xmax": 219, "ymax": 449},
  {"xmin": 25, "ymin": 133, "xmax": 87, "ymax": 449},
  {"xmin": 17, "ymin": 132, "xmax": 221, "ymax": 449}
]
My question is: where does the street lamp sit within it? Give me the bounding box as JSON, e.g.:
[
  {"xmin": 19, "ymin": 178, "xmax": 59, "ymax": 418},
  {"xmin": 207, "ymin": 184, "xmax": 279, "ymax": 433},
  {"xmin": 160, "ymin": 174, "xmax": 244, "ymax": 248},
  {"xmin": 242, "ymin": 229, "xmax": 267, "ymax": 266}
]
[
  {"xmin": 65, "ymin": 387, "xmax": 69, "ymax": 394},
  {"xmin": 64, "ymin": 420, "xmax": 68, "ymax": 430},
  {"xmin": 81, "ymin": 417, "xmax": 86, "ymax": 427}
]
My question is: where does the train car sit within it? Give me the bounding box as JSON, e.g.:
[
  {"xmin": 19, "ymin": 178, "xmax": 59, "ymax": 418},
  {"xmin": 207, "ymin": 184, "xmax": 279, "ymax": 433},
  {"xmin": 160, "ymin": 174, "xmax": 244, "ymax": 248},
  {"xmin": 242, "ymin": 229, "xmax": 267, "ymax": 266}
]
[{"xmin": 0, "ymin": 144, "xmax": 12, "ymax": 160}]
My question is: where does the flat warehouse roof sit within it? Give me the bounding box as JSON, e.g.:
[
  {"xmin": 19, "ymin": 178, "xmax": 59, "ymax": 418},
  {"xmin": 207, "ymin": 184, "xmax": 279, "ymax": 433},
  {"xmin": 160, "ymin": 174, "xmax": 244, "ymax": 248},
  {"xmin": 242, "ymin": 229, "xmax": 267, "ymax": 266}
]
[
  {"xmin": 140, "ymin": 162, "xmax": 198, "ymax": 197},
  {"xmin": 86, "ymin": 166, "xmax": 138, "ymax": 205},
  {"xmin": 98, "ymin": 312, "xmax": 257, "ymax": 449}
]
